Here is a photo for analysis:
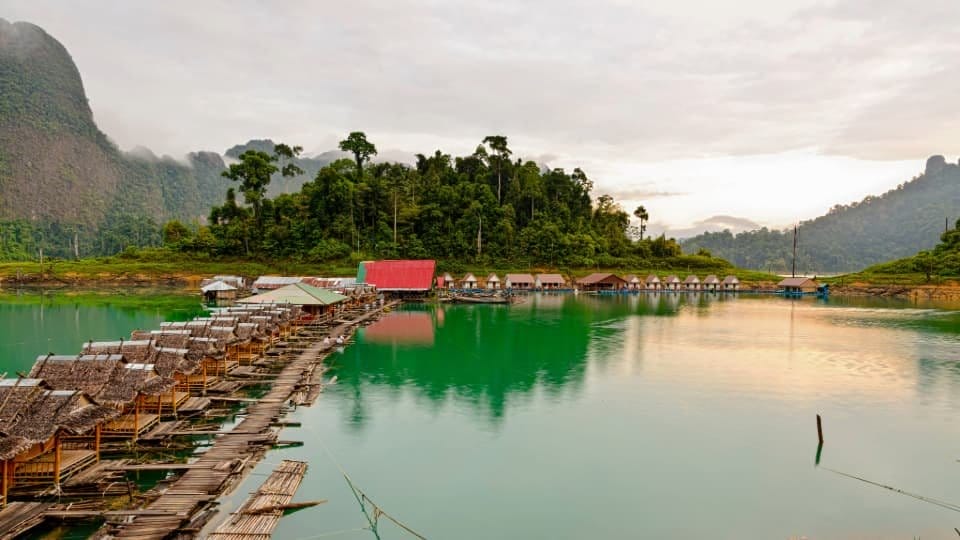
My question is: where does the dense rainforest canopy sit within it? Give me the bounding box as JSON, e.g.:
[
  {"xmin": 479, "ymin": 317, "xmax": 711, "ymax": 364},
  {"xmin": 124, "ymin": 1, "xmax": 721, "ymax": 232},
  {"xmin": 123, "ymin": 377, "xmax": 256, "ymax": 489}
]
[{"xmin": 164, "ymin": 135, "xmax": 707, "ymax": 272}]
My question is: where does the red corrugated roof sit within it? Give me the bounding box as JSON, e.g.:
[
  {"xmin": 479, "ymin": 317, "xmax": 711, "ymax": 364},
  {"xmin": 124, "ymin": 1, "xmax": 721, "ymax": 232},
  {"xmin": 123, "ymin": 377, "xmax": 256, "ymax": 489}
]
[{"xmin": 363, "ymin": 260, "xmax": 436, "ymax": 291}]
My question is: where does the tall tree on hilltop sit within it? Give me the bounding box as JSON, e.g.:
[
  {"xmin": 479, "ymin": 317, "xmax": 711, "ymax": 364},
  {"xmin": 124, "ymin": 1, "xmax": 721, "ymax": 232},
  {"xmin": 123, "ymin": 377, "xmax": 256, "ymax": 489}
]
[
  {"xmin": 221, "ymin": 143, "xmax": 303, "ymax": 223},
  {"xmin": 483, "ymin": 135, "xmax": 511, "ymax": 204},
  {"xmin": 633, "ymin": 205, "xmax": 649, "ymax": 240},
  {"xmin": 339, "ymin": 131, "xmax": 377, "ymax": 181}
]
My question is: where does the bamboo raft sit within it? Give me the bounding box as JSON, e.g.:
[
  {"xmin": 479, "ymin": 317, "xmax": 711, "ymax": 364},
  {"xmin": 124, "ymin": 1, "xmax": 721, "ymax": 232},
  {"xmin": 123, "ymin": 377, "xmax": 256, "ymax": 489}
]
[
  {"xmin": 0, "ymin": 502, "xmax": 52, "ymax": 539},
  {"xmin": 107, "ymin": 304, "xmax": 394, "ymax": 539},
  {"xmin": 207, "ymin": 460, "xmax": 310, "ymax": 540}
]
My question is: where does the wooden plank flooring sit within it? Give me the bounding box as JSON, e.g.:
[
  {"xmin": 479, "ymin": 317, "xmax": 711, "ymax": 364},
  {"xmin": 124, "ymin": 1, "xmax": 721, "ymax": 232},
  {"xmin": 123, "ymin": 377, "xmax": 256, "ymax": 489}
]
[
  {"xmin": 110, "ymin": 304, "xmax": 392, "ymax": 539},
  {"xmin": 207, "ymin": 460, "xmax": 307, "ymax": 540},
  {"xmin": 0, "ymin": 502, "xmax": 52, "ymax": 540}
]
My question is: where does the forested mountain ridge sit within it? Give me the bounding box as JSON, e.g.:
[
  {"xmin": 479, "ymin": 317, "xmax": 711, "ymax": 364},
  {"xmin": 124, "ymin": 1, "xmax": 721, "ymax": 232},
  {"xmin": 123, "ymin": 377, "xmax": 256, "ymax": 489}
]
[
  {"xmin": 681, "ymin": 156, "xmax": 960, "ymax": 272},
  {"xmin": 0, "ymin": 18, "xmax": 230, "ymax": 258}
]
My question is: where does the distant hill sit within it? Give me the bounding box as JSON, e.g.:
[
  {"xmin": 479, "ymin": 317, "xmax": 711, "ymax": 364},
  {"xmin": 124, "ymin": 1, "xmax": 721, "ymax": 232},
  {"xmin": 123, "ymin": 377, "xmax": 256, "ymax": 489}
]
[
  {"xmin": 225, "ymin": 139, "xmax": 337, "ymax": 196},
  {"xmin": 682, "ymin": 156, "xmax": 960, "ymax": 273},
  {"xmin": 0, "ymin": 18, "xmax": 230, "ymax": 257}
]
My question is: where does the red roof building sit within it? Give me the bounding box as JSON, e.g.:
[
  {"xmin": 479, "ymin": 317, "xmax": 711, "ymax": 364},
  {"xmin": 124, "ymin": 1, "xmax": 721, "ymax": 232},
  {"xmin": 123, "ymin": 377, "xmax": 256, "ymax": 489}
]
[{"xmin": 359, "ymin": 260, "xmax": 436, "ymax": 291}]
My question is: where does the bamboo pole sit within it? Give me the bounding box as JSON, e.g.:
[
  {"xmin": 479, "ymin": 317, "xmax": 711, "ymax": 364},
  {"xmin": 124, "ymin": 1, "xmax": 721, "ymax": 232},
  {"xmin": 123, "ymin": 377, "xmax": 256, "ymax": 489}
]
[
  {"xmin": 54, "ymin": 434, "xmax": 62, "ymax": 486},
  {"xmin": 95, "ymin": 424, "xmax": 101, "ymax": 463},
  {"xmin": 134, "ymin": 398, "xmax": 140, "ymax": 443}
]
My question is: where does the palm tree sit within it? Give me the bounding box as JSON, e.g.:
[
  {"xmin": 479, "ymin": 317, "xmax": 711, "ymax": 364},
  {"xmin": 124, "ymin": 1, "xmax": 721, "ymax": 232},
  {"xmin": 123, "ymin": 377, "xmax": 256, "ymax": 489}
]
[{"xmin": 633, "ymin": 205, "xmax": 649, "ymax": 240}]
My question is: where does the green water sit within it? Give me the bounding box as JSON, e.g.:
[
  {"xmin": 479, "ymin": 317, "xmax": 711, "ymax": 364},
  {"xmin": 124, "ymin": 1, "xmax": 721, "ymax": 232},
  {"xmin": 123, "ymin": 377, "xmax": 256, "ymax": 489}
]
[
  {"xmin": 4, "ymin": 291, "xmax": 960, "ymax": 538},
  {"xmin": 254, "ymin": 293, "xmax": 960, "ymax": 540},
  {"xmin": 0, "ymin": 289, "xmax": 204, "ymax": 373}
]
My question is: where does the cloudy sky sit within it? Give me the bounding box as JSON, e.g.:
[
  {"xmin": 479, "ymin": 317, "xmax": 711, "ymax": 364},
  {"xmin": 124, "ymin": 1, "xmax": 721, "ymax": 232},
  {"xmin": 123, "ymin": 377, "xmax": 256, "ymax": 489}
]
[{"xmin": 3, "ymin": 0, "xmax": 958, "ymax": 236}]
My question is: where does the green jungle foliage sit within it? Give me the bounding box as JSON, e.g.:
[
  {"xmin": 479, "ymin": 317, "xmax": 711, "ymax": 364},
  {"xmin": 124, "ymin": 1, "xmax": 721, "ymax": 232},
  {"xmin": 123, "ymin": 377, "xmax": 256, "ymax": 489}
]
[
  {"xmin": 681, "ymin": 157, "xmax": 960, "ymax": 273},
  {"xmin": 856, "ymin": 218, "xmax": 960, "ymax": 282},
  {"xmin": 165, "ymin": 134, "xmax": 712, "ymax": 270}
]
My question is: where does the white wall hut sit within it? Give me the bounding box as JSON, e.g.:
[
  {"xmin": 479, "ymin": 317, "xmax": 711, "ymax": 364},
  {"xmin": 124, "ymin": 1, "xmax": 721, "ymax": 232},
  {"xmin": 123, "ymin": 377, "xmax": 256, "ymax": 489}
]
[
  {"xmin": 722, "ymin": 275, "xmax": 740, "ymax": 291},
  {"xmin": 645, "ymin": 275, "xmax": 661, "ymax": 290},
  {"xmin": 486, "ymin": 274, "xmax": 501, "ymax": 289},
  {"xmin": 702, "ymin": 275, "xmax": 720, "ymax": 291}
]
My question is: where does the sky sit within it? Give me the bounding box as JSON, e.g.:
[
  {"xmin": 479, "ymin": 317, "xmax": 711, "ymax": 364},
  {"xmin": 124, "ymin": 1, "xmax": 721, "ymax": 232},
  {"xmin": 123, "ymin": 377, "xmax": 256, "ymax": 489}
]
[{"xmin": 2, "ymin": 0, "xmax": 958, "ymax": 237}]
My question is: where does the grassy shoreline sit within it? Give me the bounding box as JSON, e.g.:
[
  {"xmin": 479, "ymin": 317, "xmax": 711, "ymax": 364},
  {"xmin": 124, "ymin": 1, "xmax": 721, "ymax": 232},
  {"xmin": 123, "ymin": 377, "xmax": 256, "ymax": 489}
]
[{"xmin": 2, "ymin": 254, "xmax": 957, "ymax": 299}]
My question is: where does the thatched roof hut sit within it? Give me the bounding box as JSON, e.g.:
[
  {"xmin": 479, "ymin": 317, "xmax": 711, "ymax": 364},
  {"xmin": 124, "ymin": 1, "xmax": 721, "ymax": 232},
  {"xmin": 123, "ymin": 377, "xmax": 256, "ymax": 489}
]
[
  {"xmin": 0, "ymin": 378, "xmax": 119, "ymax": 460},
  {"xmin": 82, "ymin": 340, "xmax": 154, "ymax": 364},
  {"xmin": 95, "ymin": 364, "xmax": 176, "ymax": 406},
  {"xmin": 29, "ymin": 354, "xmax": 125, "ymax": 400}
]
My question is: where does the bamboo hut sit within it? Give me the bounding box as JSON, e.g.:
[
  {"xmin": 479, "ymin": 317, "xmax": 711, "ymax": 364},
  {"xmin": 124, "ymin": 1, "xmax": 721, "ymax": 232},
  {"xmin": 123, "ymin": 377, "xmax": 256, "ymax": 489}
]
[
  {"xmin": 663, "ymin": 275, "xmax": 681, "ymax": 291},
  {"xmin": 0, "ymin": 378, "xmax": 118, "ymax": 502},
  {"xmin": 486, "ymin": 274, "xmax": 501, "ymax": 290},
  {"xmin": 683, "ymin": 275, "xmax": 701, "ymax": 290},
  {"xmin": 29, "ymin": 355, "xmax": 176, "ymax": 440},
  {"xmin": 623, "ymin": 275, "xmax": 643, "ymax": 290},
  {"xmin": 81, "ymin": 340, "xmax": 191, "ymax": 415},
  {"xmin": 722, "ymin": 275, "xmax": 740, "ymax": 291}
]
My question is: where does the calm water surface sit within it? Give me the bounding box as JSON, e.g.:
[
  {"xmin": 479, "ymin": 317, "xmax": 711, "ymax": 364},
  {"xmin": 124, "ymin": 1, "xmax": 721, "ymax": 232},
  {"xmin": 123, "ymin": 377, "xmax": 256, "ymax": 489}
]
[{"xmin": 3, "ymin": 291, "xmax": 960, "ymax": 539}]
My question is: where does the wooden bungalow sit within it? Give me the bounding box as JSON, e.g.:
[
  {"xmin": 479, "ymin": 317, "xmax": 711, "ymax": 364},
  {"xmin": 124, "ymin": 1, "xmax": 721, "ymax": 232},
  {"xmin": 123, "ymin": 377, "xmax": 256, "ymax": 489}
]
[
  {"xmin": 29, "ymin": 355, "xmax": 176, "ymax": 441},
  {"xmin": 702, "ymin": 275, "xmax": 720, "ymax": 291},
  {"xmin": 577, "ymin": 273, "xmax": 628, "ymax": 292},
  {"xmin": 460, "ymin": 273, "xmax": 478, "ymax": 290},
  {"xmin": 777, "ymin": 277, "xmax": 819, "ymax": 294},
  {"xmin": 644, "ymin": 275, "xmax": 661, "ymax": 290},
  {"xmin": 536, "ymin": 274, "xmax": 567, "ymax": 290},
  {"xmin": 683, "ymin": 275, "xmax": 701, "ymax": 290},
  {"xmin": 486, "ymin": 274, "xmax": 501, "ymax": 290},
  {"xmin": 201, "ymin": 280, "xmax": 238, "ymax": 303},
  {"xmin": 624, "ymin": 275, "xmax": 643, "ymax": 290},
  {"xmin": 81, "ymin": 340, "xmax": 192, "ymax": 416},
  {"xmin": 0, "ymin": 378, "xmax": 119, "ymax": 502},
  {"xmin": 441, "ymin": 273, "xmax": 455, "ymax": 289},
  {"xmin": 663, "ymin": 275, "xmax": 681, "ymax": 291},
  {"xmin": 505, "ymin": 273, "xmax": 535, "ymax": 290},
  {"xmin": 238, "ymin": 283, "xmax": 348, "ymax": 320},
  {"xmin": 722, "ymin": 275, "xmax": 740, "ymax": 291}
]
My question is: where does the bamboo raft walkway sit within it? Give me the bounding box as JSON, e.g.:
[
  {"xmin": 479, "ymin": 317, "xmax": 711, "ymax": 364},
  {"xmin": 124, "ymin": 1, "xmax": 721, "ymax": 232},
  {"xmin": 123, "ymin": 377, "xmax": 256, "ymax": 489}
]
[
  {"xmin": 207, "ymin": 460, "xmax": 311, "ymax": 540},
  {"xmin": 103, "ymin": 303, "xmax": 394, "ymax": 540}
]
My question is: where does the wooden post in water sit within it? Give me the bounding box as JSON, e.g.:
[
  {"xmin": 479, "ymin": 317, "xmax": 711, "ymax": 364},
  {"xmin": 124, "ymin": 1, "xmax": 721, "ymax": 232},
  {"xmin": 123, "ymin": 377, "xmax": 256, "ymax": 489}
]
[{"xmin": 816, "ymin": 414, "xmax": 823, "ymax": 445}]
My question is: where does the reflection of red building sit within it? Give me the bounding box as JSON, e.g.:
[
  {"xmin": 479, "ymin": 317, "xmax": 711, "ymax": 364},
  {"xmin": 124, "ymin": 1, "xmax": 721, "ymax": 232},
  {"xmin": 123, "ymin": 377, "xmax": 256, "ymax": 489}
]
[{"xmin": 364, "ymin": 313, "xmax": 435, "ymax": 345}]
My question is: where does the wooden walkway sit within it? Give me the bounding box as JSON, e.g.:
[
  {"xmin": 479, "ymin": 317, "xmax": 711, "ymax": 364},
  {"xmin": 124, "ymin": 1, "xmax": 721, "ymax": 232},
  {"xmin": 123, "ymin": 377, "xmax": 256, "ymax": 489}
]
[
  {"xmin": 108, "ymin": 304, "xmax": 392, "ymax": 539},
  {"xmin": 207, "ymin": 460, "xmax": 308, "ymax": 540},
  {"xmin": 0, "ymin": 502, "xmax": 53, "ymax": 539}
]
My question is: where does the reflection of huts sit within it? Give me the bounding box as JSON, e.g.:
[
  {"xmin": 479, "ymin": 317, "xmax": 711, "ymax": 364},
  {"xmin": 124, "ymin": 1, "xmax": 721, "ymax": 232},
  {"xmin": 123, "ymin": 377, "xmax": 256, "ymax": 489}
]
[
  {"xmin": 663, "ymin": 275, "xmax": 681, "ymax": 291},
  {"xmin": 577, "ymin": 273, "xmax": 628, "ymax": 292},
  {"xmin": 486, "ymin": 274, "xmax": 501, "ymax": 290},
  {"xmin": 0, "ymin": 378, "xmax": 119, "ymax": 500},
  {"xmin": 460, "ymin": 273, "xmax": 478, "ymax": 289},
  {"xmin": 201, "ymin": 280, "xmax": 238, "ymax": 303},
  {"xmin": 536, "ymin": 274, "xmax": 567, "ymax": 290},
  {"xmin": 624, "ymin": 275, "xmax": 643, "ymax": 290},
  {"xmin": 505, "ymin": 273, "xmax": 535, "ymax": 290},
  {"xmin": 683, "ymin": 275, "xmax": 700, "ymax": 290},
  {"xmin": 722, "ymin": 275, "xmax": 740, "ymax": 291},
  {"xmin": 644, "ymin": 275, "xmax": 661, "ymax": 290},
  {"xmin": 702, "ymin": 275, "xmax": 720, "ymax": 291}
]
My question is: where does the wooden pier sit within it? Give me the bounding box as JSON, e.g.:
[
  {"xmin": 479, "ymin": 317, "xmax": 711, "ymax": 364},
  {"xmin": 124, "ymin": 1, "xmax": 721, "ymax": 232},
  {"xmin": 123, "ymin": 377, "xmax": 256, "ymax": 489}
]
[
  {"xmin": 208, "ymin": 460, "xmax": 310, "ymax": 540},
  {"xmin": 105, "ymin": 304, "xmax": 392, "ymax": 539}
]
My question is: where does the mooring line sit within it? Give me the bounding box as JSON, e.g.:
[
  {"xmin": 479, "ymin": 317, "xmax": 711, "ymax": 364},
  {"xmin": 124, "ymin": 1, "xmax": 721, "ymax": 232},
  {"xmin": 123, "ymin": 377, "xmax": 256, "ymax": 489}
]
[{"xmin": 821, "ymin": 466, "xmax": 960, "ymax": 513}]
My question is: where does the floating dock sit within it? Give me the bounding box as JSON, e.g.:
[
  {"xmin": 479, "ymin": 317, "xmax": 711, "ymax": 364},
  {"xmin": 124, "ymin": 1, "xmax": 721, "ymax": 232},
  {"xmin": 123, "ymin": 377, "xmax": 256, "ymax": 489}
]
[{"xmin": 208, "ymin": 460, "xmax": 310, "ymax": 540}]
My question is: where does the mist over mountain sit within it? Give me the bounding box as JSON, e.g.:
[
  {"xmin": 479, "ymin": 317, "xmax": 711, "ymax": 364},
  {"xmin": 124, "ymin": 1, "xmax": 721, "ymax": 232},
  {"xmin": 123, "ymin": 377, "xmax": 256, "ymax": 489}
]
[{"xmin": 682, "ymin": 156, "xmax": 960, "ymax": 272}]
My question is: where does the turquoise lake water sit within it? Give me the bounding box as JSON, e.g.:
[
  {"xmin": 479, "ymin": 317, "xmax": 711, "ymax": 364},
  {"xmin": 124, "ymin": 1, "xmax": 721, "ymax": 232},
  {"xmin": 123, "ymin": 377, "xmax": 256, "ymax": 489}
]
[{"xmin": 3, "ymin": 291, "xmax": 960, "ymax": 538}]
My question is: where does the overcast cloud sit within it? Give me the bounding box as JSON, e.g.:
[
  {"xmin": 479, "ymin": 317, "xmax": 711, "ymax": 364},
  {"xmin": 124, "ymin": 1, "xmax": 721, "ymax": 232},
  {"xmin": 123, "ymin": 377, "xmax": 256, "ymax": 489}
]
[{"xmin": 1, "ymin": 0, "xmax": 956, "ymax": 231}]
